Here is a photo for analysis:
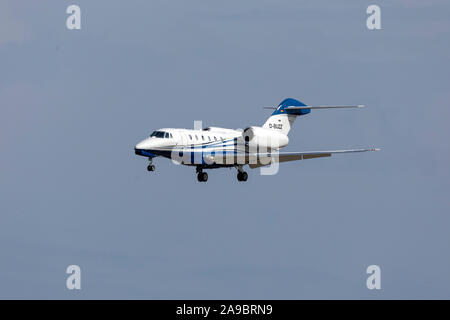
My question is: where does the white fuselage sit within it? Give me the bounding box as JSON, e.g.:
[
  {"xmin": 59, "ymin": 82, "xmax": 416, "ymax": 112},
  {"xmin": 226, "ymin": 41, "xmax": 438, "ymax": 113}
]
[{"xmin": 134, "ymin": 126, "xmax": 288, "ymax": 166}]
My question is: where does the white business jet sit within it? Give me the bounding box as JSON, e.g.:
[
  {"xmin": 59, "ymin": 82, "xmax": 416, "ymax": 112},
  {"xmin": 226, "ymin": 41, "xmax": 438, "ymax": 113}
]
[{"xmin": 134, "ymin": 98, "xmax": 379, "ymax": 182}]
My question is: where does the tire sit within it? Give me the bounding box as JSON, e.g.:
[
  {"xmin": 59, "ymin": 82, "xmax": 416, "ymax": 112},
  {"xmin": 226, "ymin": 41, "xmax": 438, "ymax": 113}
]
[
  {"xmin": 147, "ymin": 165, "xmax": 155, "ymax": 171},
  {"xmin": 241, "ymin": 171, "xmax": 248, "ymax": 181},
  {"xmin": 197, "ymin": 172, "xmax": 208, "ymax": 182},
  {"xmin": 237, "ymin": 172, "xmax": 242, "ymax": 181}
]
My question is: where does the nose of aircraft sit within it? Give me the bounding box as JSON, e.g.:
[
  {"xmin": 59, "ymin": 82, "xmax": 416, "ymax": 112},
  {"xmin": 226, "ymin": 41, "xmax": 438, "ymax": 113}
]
[
  {"xmin": 134, "ymin": 137, "xmax": 164, "ymax": 150},
  {"xmin": 135, "ymin": 140, "xmax": 148, "ymax": 150},
  {"xmin": 135, "ymin": 135, "xmax": 172, "ymax": 153}
]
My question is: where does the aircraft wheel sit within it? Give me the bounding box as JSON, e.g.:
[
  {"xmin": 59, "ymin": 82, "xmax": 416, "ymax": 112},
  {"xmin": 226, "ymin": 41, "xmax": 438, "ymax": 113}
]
[
  {"xmin": 197, "ymin": 172, "xmax": 208, "ymax": 182},
  {"xmin": 147, "ymin": 164, "xmax": 155, "ymax": 172},
  {"xmin": 237, "ymin": 171, "xmax": 248, "ymax": 181}
]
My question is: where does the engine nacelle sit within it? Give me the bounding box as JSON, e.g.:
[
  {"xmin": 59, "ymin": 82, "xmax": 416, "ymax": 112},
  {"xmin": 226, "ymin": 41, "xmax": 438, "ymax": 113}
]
[{"xmin": 242, "ymin": 126, "xmax": 289, "ymax": 149}]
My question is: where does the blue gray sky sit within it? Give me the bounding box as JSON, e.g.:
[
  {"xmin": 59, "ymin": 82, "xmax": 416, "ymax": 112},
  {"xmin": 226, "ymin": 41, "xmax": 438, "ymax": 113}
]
[{"xmin": 1, "ymin": 0, "xmax": 449, "ymax": 299}]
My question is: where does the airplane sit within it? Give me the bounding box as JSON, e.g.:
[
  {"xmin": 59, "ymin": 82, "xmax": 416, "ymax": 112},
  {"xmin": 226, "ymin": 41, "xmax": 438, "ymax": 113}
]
[{"xmin": 134, "ymin": 98, "xmax": 379, "ymax": 182}]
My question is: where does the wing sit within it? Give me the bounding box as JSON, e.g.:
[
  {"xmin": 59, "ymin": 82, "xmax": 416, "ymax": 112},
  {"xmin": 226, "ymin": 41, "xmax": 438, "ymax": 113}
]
[{"xmin": 246, "ymin": 148, "xmax": 380, "ymax": 168}]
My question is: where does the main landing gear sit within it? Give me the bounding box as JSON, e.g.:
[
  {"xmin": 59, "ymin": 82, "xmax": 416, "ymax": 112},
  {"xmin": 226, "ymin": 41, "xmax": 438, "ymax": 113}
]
[
  {"xmin": 147, "ymin": 158, "xmax": 155, "ymax": 172},
  {"xmin": 236, "ymin": 165, "xmax": 248, "ymax": 182},
  {"xmin": 237, "ymin": 171, "xmax": 248, "ymax": 182},
  {"xmin": 196, "ymin": 167, "xmax": 208, "ymax": 182},
  {"xmin": 195, "ymin": 166, "xmax": 248, "ymax": 182}
]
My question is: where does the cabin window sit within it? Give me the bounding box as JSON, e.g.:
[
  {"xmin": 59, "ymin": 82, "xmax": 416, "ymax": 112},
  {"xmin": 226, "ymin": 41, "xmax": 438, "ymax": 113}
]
[
  {"xmin": 201, "ymin": 135, "xmax": 204, "ymax": 141},
  {"xmin": 208, "ymin": 136, "xmax": 211, "ymax": 141},
  {"xmin": 214, "ymin": 136, "xmax": 217, "ymax": 141},
  {"xmin": 195, "ymin": 135, "xmax": 198, "ymax": 140},
  {"xmin": 189, "ymin": 135, "xmax": 192, "ymax": 140},
  {"xmin": 164, "ymin": 132, "xmax": 169, "ymax": 138}
]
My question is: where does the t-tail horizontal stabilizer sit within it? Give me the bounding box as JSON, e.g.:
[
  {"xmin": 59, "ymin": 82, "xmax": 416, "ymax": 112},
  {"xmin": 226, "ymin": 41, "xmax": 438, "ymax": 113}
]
[{"xmin": 263, "ymin": 105, "xmax": 364, "ymax": 110}]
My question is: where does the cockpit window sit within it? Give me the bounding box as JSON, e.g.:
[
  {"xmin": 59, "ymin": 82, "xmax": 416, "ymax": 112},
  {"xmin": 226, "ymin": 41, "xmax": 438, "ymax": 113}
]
[{"xmin": 150, "ymin": 131, "xmax": 169, "ymax": 138}]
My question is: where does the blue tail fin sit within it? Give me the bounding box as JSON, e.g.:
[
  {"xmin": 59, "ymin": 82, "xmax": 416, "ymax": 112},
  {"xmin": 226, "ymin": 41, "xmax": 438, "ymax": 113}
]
[
  {"xmin": 271, "ymin": 98, "xmax": 311, "ymax": 116},
  {"xmin": 263, "ymin": 98, "xmax": 310, "ymax": 135}
]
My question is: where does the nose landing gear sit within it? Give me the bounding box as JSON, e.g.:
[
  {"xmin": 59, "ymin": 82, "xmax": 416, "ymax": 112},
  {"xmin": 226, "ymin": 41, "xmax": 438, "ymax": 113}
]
[{"xmin": 147, "ymin": 158, "xmax": 155, "ymax": 172}]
